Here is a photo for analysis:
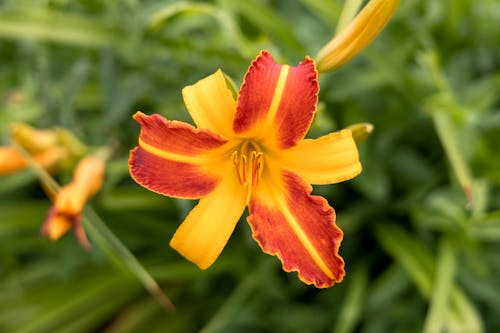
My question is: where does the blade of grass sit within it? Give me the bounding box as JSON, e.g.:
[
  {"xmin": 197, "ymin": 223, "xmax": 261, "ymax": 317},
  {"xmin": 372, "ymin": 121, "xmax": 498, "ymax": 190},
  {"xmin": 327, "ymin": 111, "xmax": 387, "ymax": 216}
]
[
  {"xmin": 298, "ymin": 0, "xmax": 342, "ymax": 26},
  {"xmin": 423, "ymin": 238, "xmax": 456, "ymax": 333},
  {"xmin": 219, "ymin": 0, "xmax": 304, "ymax": 54},
  {"xmin": 0, "ymin": 9, "xmax": 122, "ymax": 48},
  {"xmin": 199, "ymin": 271, "xmax": 258, "ymax": 333},
  {"xmin": 10, "ymin": 274, "xmax": 137, "ymax": 333},
  {"xmin": 375, "ymin": 224, "xmax": 483, "ymax": 331},
  {"xmin": 419, "ymin": 51, "xmax": 475, "ymax": 207},
  {"xmin": 147, "ymin": 2, "xmax": 252, "ymax": 57},
  {"xmin": 332, "ymin": 263, "xmax": 368, "ymax": 333},
  {"xmin": 431, "ymin": 110, "xmax": 473, "ymax": 204},
  {"xmin": 83, "ymin": 207, "xmax": 175, "ymax": 312},
  {"xmin": 10, "ymin": 141, "xmax": 175, "ymax": 313}
]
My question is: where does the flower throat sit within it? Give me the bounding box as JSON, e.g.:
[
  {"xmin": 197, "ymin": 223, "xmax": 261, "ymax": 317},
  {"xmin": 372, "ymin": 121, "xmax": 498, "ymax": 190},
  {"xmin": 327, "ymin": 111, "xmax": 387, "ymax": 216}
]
[{"xmin": 232, "ymin": 141, "xmax": 263, "ymax": 204}]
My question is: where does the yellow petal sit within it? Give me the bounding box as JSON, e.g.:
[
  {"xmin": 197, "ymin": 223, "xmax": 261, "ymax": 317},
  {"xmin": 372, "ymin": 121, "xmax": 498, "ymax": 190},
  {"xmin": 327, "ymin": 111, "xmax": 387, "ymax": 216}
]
[
  {"xmin": 182, "ymin": 69, "xmax": 237, "ymax": 138},
  {"xmin": 169, "ymin": 174, "xmax": 247, "ymax": 269},
  {"xmin": 315, "ymin": 0, "xmax": 400, "ymax": 72},
  {"xmin": 10, "ymin": 123, "xmax": 58, "ymax": 152},
  {"xmin": 280, "ymin": 130, "xmax": 362, "ymax": 184}
]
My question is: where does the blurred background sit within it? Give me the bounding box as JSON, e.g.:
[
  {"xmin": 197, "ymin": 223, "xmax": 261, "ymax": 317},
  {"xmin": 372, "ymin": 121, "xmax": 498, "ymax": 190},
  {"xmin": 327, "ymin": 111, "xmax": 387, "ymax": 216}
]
[{"xmin": 1, "ymin": 0, "xmax": 499, "ymax": 332}]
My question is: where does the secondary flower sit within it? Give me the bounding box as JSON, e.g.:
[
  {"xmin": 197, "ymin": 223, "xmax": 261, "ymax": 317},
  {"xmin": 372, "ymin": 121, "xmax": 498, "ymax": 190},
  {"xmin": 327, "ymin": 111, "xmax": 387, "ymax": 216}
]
[
  {"xmin": 42, "ymin": 155, "xmax": 105, "ymax": 249},
  {"xmin": 129, "ymin": 51, "xmax": 361, "ymax": 288}
]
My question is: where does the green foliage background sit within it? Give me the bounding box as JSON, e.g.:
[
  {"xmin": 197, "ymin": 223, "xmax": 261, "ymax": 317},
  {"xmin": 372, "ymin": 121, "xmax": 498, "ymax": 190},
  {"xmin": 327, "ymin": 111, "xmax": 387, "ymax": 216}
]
[{"xmin": 1, "ymin": 0, "xmax": 499, "ymax": 332}]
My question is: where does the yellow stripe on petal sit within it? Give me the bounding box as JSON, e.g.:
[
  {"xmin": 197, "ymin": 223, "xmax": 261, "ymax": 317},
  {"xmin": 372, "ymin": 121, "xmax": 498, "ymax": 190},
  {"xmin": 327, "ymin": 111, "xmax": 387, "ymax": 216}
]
[
  {"xmin": 281, "ymin": 130, "xmax": 362, "ymax": 185},
  {"xmin": 278, "ymin": 195, "xmax": 335, "ymax": 280},
  {"xmin": 315, "ymin": 0, "xmax": 400, "ymax": 73},
  {"xmin": 233, "ymin": 52, "xmax": 319, "ymax": 149},
  {"xmin": 169, "ymin": 175, "xmax": 247, "ymax": 269},
  {"xmin": 182, "ymin": 69, "xmax": 237, "ymax": 138},
  {"xmin": 262, "ymin": 65, "xmax": 289, "ymax": 132},
  {"xmin": 138, "ymin": 138, "xmax": 208, "ymax": 165}
]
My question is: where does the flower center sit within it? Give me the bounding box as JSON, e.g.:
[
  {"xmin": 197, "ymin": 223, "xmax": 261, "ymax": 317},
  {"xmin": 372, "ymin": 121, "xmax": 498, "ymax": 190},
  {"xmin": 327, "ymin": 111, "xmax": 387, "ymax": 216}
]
[{"xmin": 232, "ymin": 141, "xmax": 264, "ymax": 204}]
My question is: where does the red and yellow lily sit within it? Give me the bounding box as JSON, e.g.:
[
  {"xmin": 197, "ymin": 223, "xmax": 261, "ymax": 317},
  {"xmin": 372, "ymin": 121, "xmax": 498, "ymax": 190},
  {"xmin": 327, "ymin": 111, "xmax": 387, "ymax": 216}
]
[{"xmin": 129, "ymin": 51, "xmax": 361, "ymax": 287}]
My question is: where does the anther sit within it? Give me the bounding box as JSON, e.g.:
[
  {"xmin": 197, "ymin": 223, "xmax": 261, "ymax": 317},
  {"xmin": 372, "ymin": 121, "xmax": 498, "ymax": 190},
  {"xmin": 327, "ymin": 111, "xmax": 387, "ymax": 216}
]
[{"xmin": 233, "ymin": 142, "xmax": 264, "ymax": 203}]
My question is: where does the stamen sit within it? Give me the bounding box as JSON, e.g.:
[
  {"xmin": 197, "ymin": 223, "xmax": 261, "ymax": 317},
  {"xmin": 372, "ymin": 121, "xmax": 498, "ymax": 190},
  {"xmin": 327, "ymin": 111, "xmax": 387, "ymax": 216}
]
[
  {"xmin": 232, "ymin": 151, "xmax": 244, "ymax": 185},
  {"xmin": 240, "ymin": 155, "xmax": 247, "ymax": 184},
  {"xmin": 232, "ymin": 141, "xmax": 264, "ymax": 203}
]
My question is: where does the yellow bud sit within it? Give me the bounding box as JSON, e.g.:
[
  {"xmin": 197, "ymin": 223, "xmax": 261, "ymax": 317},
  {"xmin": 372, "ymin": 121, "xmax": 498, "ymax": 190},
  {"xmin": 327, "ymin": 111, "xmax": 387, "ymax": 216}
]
[
  {"xmin": 316, "ymin": 0, "xmax": 400, "ymax": 73},
  {"xmin": 10, "ymin": 123, "xmax": 59, "ymax": 153}
]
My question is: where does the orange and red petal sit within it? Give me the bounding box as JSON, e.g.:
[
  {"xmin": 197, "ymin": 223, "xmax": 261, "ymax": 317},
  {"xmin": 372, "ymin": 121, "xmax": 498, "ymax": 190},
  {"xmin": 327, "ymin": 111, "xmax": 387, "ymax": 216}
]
[
  {"xmin": 130, "ymin": 112, "xmax": 232, "ymax": 199},
  {"xmin": 129, "ymin": 146, "xmax": 220, "ymax": 199},
  {"xmin": 233, "ymin": 51, "xmax": 281, "ymax": 135},
  {"xmin": 233, "ymin": 51, "xmax": 319, "ymax": 149},
  {"xmin": 247, "ymin": 170, "xmax": 344, "ymax": 288},
  {"xmin": 273, "ymin": 57, "xmax": 318, "ymax": 149},
  {"xmin": 133, "ymin": 112, "xmax": 228, "ymax": 156}
]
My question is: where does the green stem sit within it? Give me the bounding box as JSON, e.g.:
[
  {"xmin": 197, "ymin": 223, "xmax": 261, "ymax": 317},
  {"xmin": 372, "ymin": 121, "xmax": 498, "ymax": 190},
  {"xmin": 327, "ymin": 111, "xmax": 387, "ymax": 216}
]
[
  {"xmin": 11, "ymin": 141, "xmax": 175, "ymax": 312},
  {"xmin": 431, "ymin": 111, "xmax": 473, "ymax": 205},
  {"xmin": 419, "ymin": 51, "xmax": 474, "ymax": 207},
  {"xmin": 336, "ymin": 0, "xmax": 364, "ymax": 33}
]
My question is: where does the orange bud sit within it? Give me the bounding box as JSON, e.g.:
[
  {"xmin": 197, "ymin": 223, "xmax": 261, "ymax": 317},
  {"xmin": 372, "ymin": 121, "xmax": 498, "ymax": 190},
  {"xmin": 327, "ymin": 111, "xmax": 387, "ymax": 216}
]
[
  {"xmin": 42, "ymin": 208, "xmax": 72, "ymax": 240},
  {"xmin": 42, "ymin": 155, "xmax": 105, "ymax": 249},
  {"xmin": 72, "ymin": 156, "xmax": 106, "ymax": 196}
]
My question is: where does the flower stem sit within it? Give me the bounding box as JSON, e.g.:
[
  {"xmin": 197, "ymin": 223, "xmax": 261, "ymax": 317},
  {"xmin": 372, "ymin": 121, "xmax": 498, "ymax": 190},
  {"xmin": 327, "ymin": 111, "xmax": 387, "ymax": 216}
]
[{"xmin": 83, "ymin": 206, "xmax": 175, "ymax": 312}]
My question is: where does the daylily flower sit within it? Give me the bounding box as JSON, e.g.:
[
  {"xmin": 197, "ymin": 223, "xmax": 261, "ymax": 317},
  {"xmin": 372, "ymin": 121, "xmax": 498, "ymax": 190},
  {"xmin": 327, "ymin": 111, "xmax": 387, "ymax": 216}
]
[
  {"xmin": 129, "ymin": 51, "xmax": 361, "ymax": 287},
  {"xmin": 316, "ymin": 0, "xmax": 400, "ymax": 72},
  {"xmin": 42, "ymin": 155, "xmax": 105, "ymax": 249}
]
